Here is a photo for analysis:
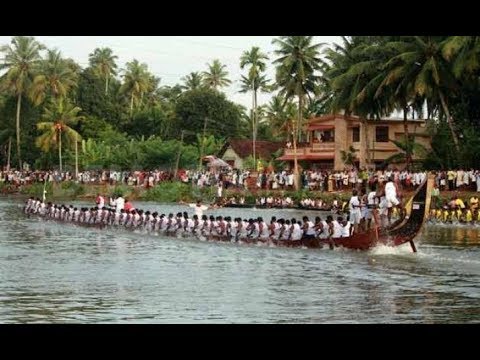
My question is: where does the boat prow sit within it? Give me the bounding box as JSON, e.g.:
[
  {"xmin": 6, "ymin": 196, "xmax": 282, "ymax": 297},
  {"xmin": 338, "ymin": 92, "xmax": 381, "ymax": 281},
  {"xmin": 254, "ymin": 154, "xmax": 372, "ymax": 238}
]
[{"xmin": 326, "ymin": 173, "xmax": 434, "ymax": 252}]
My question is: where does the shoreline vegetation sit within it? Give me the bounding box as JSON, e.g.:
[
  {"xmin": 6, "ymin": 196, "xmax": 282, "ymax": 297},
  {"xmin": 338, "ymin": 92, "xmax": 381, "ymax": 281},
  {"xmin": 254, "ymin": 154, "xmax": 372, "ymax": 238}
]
[{"xmin": 1, "ymin": 180, "xmax": 477, "ymax": 207}]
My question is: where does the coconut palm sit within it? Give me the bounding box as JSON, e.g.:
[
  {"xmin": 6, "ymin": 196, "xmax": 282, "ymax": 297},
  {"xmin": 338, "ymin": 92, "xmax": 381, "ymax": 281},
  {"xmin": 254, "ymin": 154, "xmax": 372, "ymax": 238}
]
[
  {"xmin": 340, "ymin": 146, "xmax": 357, "ymax": 166},
  {"xmin": 383, "ymin": 135, "xmax": 428, "ymax": 169},
  {"xmin": 239, "ymin": 47, "xmax": 269, "ymax": 171},
  {"xmin": 325, "ymin": 37, "xmax": 396, "ymax": 165},
  {"xmin": 89, "ymin": 47, "xmax": 118, "ymax": 95},
  {"xmin": 181, "ymin": 72, "xmax": 204, "ymax": 91},
  {"xmin": 202, "ymin": 59, "xmax": 231, "ymax": 90},
  {"xmin": 36, "ymin": 99, "xmax": 83, "ymax": 172},
  {"xmin": 239, "ymin": 74, "xmax": 270, "ymax": 171},
  {"xmin": 30, "ymin": 49, "xmax": 79, "ymax": 105},
  {"xmin": 119, "ymin": 59, "xmax": 151, "ymax": 117},
  {"xmin": 442, "ymin": 36, "xmax": 480, "ymax": 79},
  {"xmin": 272, "ymin": 36, "xmax": 323, "ymax": 189},
  {"xmin": 378, "ymin": 36, "xmax": 460, "ymax": 152},
  {"xmin": 264, "ymin": 95, "xmax": 297, "ymax": 140},
  {"xmin": 0, "ymin": 36, "xmax": 45, "ymax": 169}
]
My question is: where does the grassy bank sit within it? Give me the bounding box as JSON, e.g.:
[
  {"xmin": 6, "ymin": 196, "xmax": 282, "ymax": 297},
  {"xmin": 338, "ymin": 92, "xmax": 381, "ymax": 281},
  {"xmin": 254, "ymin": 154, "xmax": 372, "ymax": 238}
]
[
  {"xmin": 1, "ymin": 181, "xmax": 478, "ymax": 206},
  {"xmin": 2, "ymin": 181, "xmax": 352, "ymax": 204}
]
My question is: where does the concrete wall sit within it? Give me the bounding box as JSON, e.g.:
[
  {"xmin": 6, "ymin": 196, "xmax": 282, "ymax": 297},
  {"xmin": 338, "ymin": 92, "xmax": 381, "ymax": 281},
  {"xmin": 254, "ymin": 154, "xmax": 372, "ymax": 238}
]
[{"xmin": 334, "ymin": 116, "xmax": 348, "ymax": 170}]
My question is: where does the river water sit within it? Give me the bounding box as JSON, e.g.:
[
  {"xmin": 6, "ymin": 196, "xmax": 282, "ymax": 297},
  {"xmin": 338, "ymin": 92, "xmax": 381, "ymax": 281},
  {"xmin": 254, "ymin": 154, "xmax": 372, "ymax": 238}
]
[{"xmin": 1, "ymin": 198, "xmax": 479, "ymax": 323}]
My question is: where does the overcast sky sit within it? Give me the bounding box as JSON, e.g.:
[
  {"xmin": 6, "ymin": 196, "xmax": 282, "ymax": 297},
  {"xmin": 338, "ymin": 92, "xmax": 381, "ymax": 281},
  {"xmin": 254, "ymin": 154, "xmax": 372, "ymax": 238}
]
[{"xmin": 0, "ymin": 36, "xmax": 342, "ymax": 109}]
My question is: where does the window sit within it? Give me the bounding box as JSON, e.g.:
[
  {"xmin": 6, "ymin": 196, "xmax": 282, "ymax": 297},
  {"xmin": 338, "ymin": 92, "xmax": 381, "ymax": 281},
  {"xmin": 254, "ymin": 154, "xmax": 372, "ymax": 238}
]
[
  {"xmin": 352, "ymin": 127, "xmax": 360, "ymax": 142},
  {"xmin": 375, "ymin": 126, "xmax": 389, "ymax": 142}
]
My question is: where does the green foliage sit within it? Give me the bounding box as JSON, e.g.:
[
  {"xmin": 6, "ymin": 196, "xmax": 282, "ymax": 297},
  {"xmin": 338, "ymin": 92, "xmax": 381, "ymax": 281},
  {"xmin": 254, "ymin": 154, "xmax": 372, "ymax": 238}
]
[
  {"xmin": 19, "ymin": 181, "xmax": 53, "ymax": 197},
  {"xmin": 60, "ymin": 181, "xmax": 85, "ymax": 197},
  {"xmin": 75, "ymin": 67, "xmax": 124, "ymax": 128},
  {"xmin": 340, "ymin": 146, "xmax": 357, "ymax": 166},
  {"xmin": 174, "ymin": 88, "xmax": 242, "ymax": 142},
  {"xmin": 122, "ymin": 105, "xmax": 173, "ymax": 139},
  {"xmin": 141, "ymin": 181, "xmax": 194, "ymax": 202},
  {"xmin": 423, "ymin": 119, "xmax": 458, "ymax": 169},
  {"xmin": 79, "ymin": 116, "xmax": 114, "ymax": 140},
  {"xmin": 0, "ymin": 94, "xmax": 41, "ymax": 169}
]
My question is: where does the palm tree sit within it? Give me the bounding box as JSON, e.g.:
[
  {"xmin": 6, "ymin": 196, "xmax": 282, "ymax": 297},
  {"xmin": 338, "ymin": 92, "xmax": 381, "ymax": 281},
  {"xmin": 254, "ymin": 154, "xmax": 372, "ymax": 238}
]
[
  {"xmin": 181, "ymin": 72, "xmax": 203, "ymax": 91},
  {"xmin": 89, "ymin": 47, "xmax": 118, "ymax": 95},
  {"xmin": 202, "ymin": 59, "xmax": 231, "ymax": 90},
  {"xmin": 0, "ymin": 36, "xmax": 44, "ymax": 169},
  {"xmin": 119, "ymin": 60, "xmax": 151, "ymax": 117},
  {"xmin": 340, "ymin": 146, "xmax": 357, "ymax": 166},
  {"xmin": 30, "ymin": 49, "xmax": 79, "ymax": 105},
  {"xmin": 326, "ymin": 37, "xmax": 395, "ymax": 166},
  {"xmin": 264, "ymin": 95, "xmax": 297, "ymax": 140},
  {"xmin": 239, "ymin": 47, "xmax": 269, "ymax": 171},
  {"xmin": 36, "ymin": 99, "xmax": 83, "ymax": 172},
  {"xmin": 272, "ymin": 36, "xmax": 323, "ymax": 189},
  {"xmin": 383, "ymin": 135, "xmax": 428, "ymax": 169},
  {"xmin": 378, "ymin": 36, "xmax": 460, "ymax": 152},
  {"xmin": 442, "ymin": 36, "xmax": 480, "ymax": 79},
  {"xmin": 0, "ymin": 122, "xmax": 14, "ymax": 171}
]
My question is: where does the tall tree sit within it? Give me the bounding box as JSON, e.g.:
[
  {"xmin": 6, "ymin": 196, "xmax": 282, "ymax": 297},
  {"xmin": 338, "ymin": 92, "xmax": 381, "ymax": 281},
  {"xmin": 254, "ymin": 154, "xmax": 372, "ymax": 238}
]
[
  {"xmin": 272, "ymin": 36, "xmax": 323, "ymax": 189},
  {"xmin": 324, "ymin": 37, "xmax": 395, "ymax": 167},
  {"xmin": 30, "ymin": 49, "xmax": 79, "ymax": 105},
  {"xmin": 119, "ymin": 60, "xmax": 151, "ymax": 117},
  {"xmin": 89, "ymin": 47, "xmax": 118, "ymax": 96},
  {"xmin": 36, "ymin": 98, "xmax": 83, "ymax": 172},
  {"xmin": 202, "ymin": 59, "xmax": 231, "ymax": 90},
  {"xmin": 181, "ymin": 72, "xmax": 204, "ymax": 91},
  {"xmin": 0, "ymin": 36, "xmax": 44, "ymax": 169},
  {"xmin": 264, "ymin": 95, "xmax": 297, "ymax": 140},
  {"xmin": 239, "ymin": 46, "xmax": 269, "ymax": 171},
  {"xmin": 378, "ymin": 36, "xmax": 460, "ymax": 152}
]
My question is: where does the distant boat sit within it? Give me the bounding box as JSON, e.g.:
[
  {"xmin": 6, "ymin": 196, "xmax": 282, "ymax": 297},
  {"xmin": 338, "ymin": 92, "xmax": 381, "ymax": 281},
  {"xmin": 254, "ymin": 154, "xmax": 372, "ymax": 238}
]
[{"xmin": 223, "ymin": 203, "xmax": 336, "ymax": 212}]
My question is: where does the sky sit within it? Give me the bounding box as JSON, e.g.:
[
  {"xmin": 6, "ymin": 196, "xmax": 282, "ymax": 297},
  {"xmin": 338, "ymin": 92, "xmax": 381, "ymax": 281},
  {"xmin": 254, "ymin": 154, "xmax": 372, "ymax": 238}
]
[{"xmin": 0, "ymin": 36, "xmax": 343, "ymax": 109}]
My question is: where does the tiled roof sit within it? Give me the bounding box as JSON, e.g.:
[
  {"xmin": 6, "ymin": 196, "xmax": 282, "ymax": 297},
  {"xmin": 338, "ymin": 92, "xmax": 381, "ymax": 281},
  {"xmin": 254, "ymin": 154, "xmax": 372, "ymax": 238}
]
[{"xmin": 219, "ymin": 139, "xmax": 284, "ymax": 160}]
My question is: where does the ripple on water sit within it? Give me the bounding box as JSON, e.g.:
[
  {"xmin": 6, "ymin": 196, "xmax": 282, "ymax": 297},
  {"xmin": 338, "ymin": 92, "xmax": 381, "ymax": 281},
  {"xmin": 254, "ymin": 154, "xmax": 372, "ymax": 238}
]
[{"xmin": 1, "ymin": 200, "xmax": 480, "ymax": 323}]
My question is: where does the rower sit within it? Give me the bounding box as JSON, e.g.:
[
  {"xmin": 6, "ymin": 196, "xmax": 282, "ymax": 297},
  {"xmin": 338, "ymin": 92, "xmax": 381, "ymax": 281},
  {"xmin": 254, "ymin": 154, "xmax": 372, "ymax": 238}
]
[{"xmin": 302, "ymin": 216, "xmax": 316, "ymax": 240}]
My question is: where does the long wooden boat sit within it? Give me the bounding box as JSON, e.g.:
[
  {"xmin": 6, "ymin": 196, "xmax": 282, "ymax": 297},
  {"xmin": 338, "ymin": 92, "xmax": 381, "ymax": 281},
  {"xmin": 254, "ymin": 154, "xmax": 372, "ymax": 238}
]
[
  {"xmin": 316, "ymin": 173, "xmax": 433, "ymax": 252},
  {"xmin": 22, "ymin": 174, "xmax": 432, "ymax": 253},
  {"xmin": 243, "ymin": 173, "xmax": 432, "ymax": 252}
]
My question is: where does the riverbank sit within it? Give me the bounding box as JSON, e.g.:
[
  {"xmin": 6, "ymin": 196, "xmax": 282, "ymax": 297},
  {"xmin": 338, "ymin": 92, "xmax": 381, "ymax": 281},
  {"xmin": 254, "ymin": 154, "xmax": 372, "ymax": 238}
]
[{"xmin": 1, "ymin": 180, "xmax": 478, "ymax": 206}]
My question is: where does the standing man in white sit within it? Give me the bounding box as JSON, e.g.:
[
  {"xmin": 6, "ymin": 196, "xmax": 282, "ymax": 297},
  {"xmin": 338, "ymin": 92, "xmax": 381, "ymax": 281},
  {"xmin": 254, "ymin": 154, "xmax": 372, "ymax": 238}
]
[
  {"xmin": 348, "ymin": 189, "xmax": 362, "ymax": 234},
  {"xmin": 188, "ymin": 200, "xmax": 210, "ymax": 218},
  {"xmin": 385, "ymin": 176, "xmax": 401, "ymax": 224}
]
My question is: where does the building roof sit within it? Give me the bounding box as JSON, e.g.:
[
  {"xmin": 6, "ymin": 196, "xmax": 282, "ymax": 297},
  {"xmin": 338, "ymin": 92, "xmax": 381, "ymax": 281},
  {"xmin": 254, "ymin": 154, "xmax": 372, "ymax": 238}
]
[{"xmin": 218, "ymin": 139, "xmax": 284, "ymax": 160}]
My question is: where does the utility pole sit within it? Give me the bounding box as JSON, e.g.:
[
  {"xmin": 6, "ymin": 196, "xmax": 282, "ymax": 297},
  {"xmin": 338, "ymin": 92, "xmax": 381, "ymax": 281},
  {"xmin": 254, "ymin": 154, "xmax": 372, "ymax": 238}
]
[
  {"xmin": 174, "ymin": 130, "xmax": 185, "ymax": 179},
  {"xmin": 6, "ymin": 137, "xmax": 11, "ymax": 172},
  {"xmin": 199, "ymin": 117, "xmax": 209, "ymax": 169},
  {"xmin": 75, "ymin": 133, "xmax": 79, "ymax": 181},
  {"xmin": 252, "ymin": 85, "xmax": 256, "ymax": 172}
]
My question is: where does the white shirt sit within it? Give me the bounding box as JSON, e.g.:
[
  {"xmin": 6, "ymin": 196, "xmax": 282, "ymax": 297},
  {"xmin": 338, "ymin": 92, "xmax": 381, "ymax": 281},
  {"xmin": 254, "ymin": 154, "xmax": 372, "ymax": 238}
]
[
  {"xmin": 332, "ymin": 221, "xmax": 343, "ymax": 238},
  {"xmin": 190, "ymin": 203, "xmax": 208, "ymax": 218},
  {"xmin": 116, "ymin": 197, "xmax": 125, "ymax": 213},
  {"xmin": 385, "ymin": 182, "xmax": 396, "ymax": 197},
  {"xmin": 341, "ymin": 222, "xmax": 352, "ymax": 237},
  {"xmin": 367, "ymin": 191, "xmax": 377, "ymax": 206}
]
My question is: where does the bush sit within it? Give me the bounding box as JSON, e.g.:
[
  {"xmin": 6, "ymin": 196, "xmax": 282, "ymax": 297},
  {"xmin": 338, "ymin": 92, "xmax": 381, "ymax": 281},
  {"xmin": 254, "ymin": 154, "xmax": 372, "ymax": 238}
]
[{"xmin": 142, "ymin": 181, "xmax": 195, "ymax": 202}]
